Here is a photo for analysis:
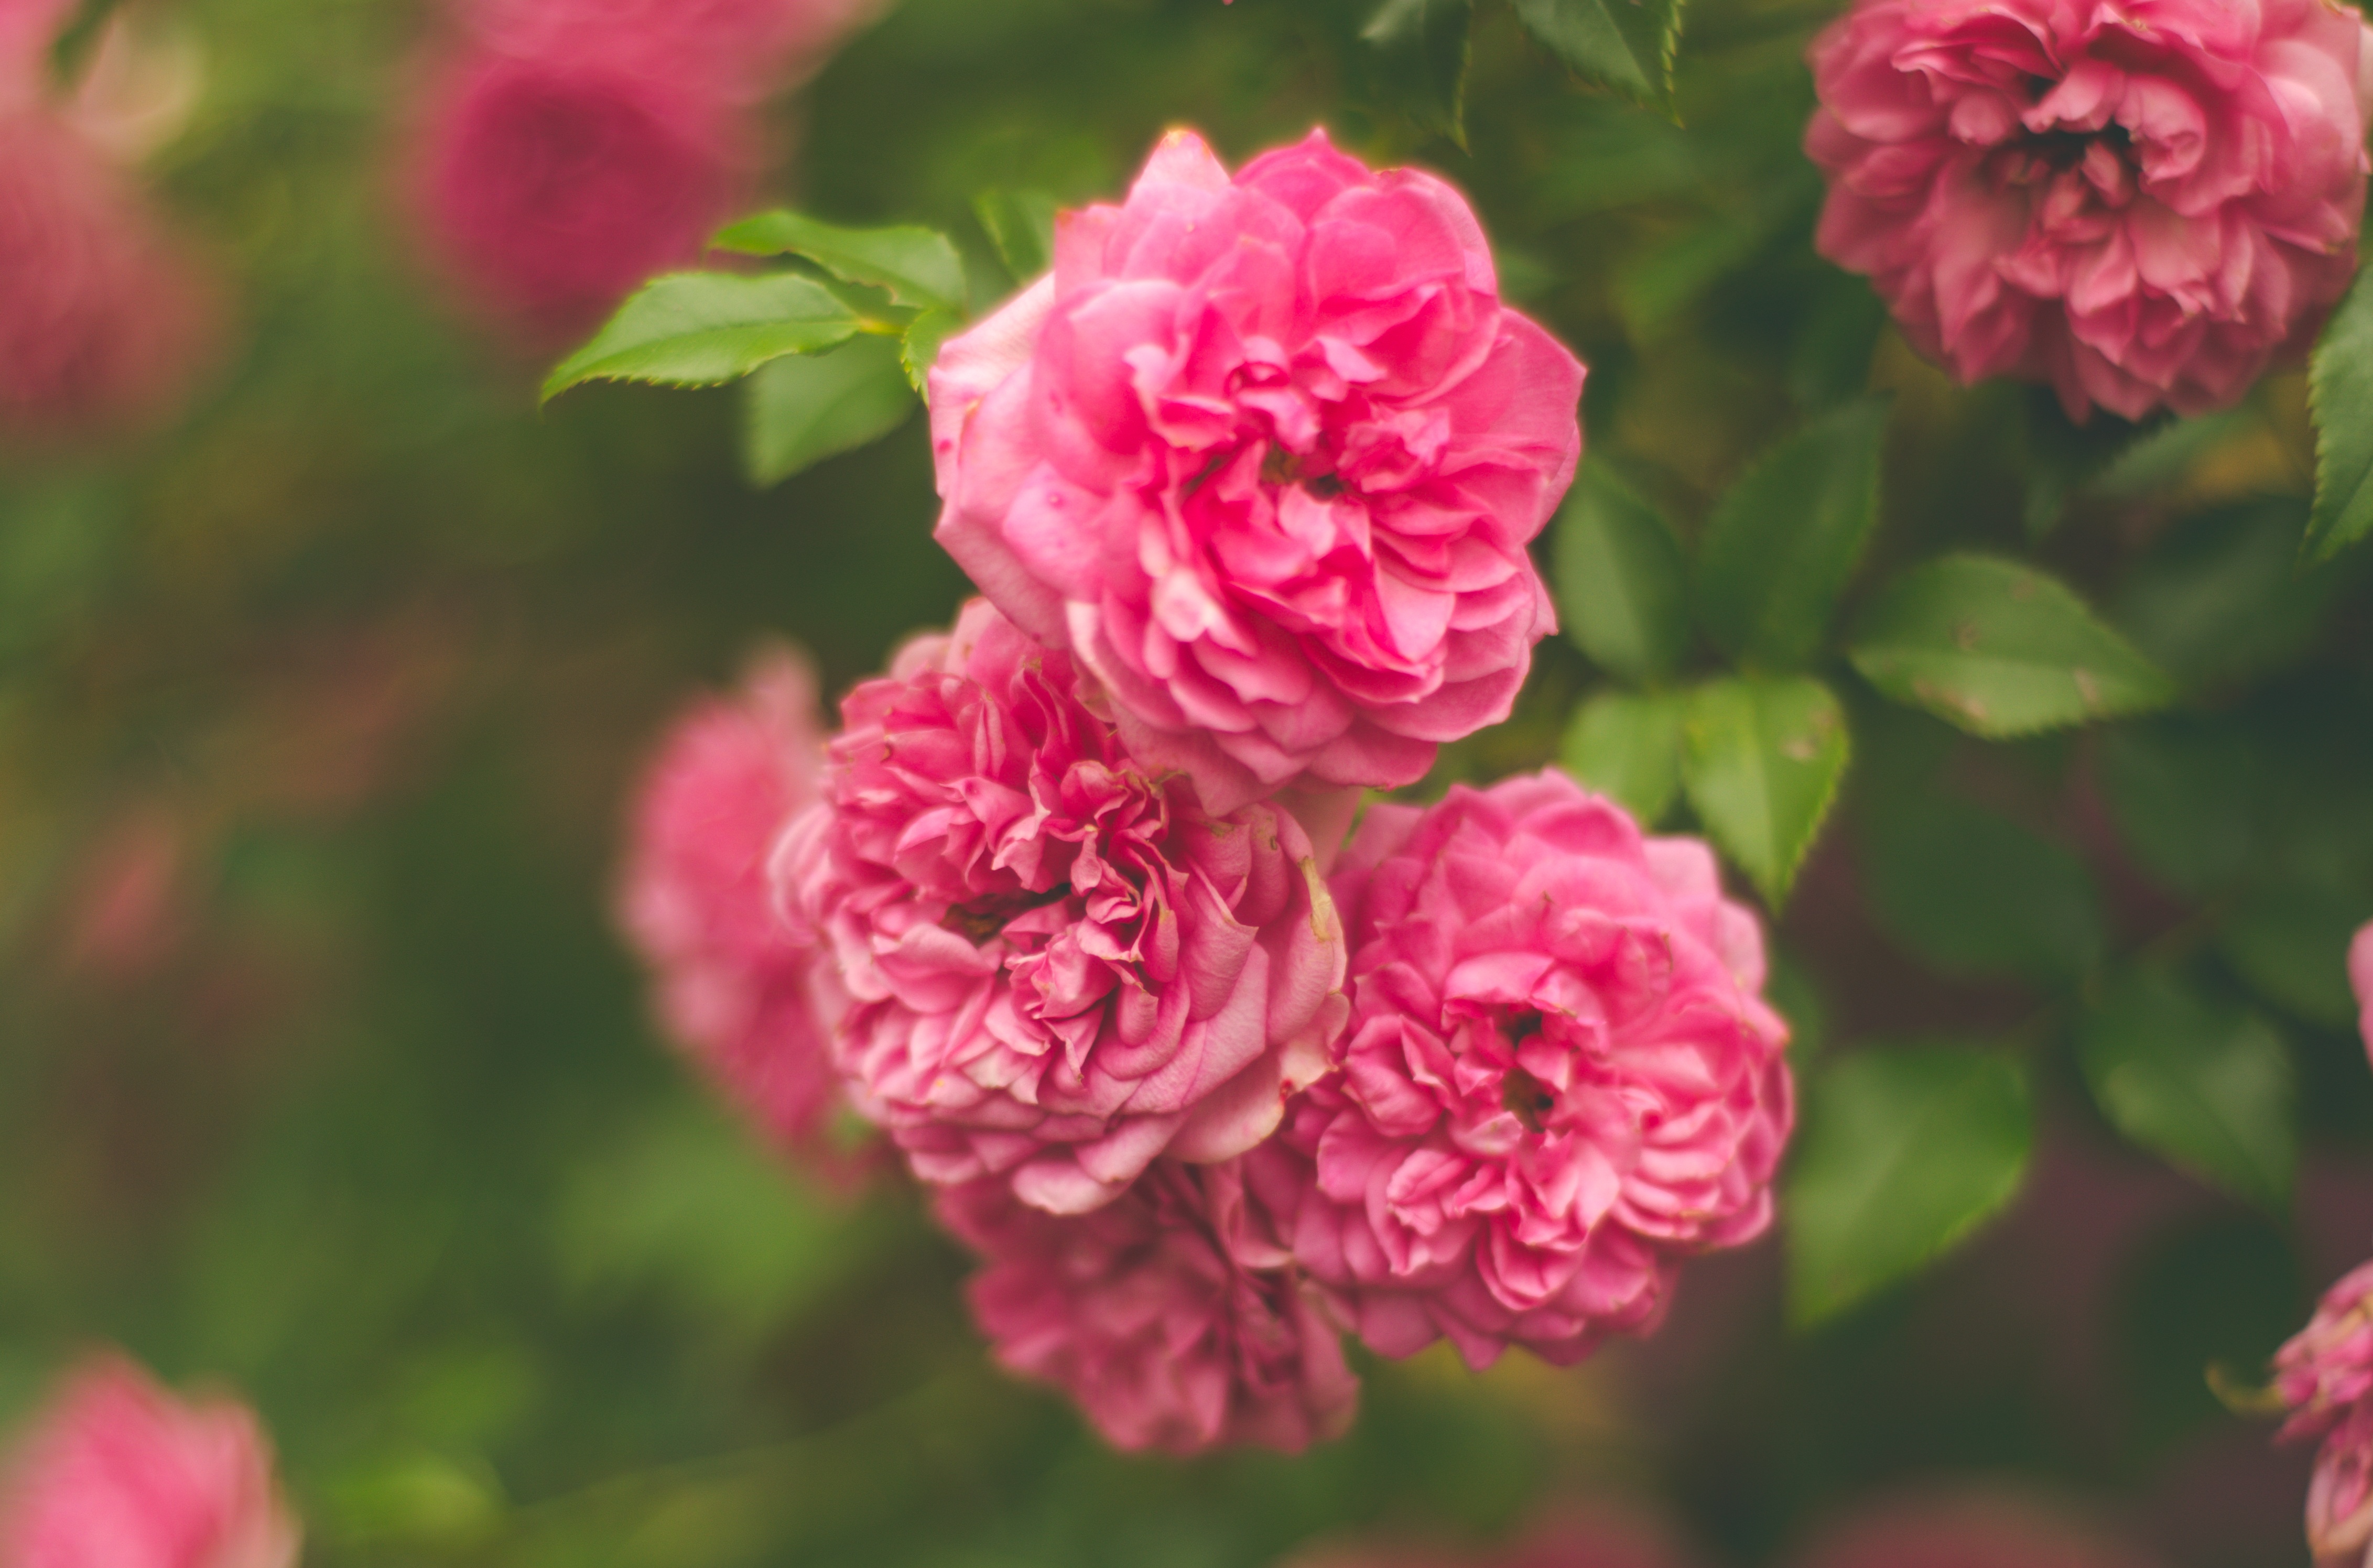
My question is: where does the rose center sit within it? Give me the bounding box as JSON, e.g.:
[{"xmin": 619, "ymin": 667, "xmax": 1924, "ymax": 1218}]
[
  {"xmin": 2022, "ymin": 118, "xmax": 2133, "ymax": 171},
  {"xmin": 1259, "ymin": 441, "xmax": 1345, "ymax": 499},
  {"xmin": 1500, "ymin": 1062, "xmax": 1557, "ymax": 1136},
  {"xmin": 942, "ymin": 886, "xmax": 1071, "ymax": 946}
]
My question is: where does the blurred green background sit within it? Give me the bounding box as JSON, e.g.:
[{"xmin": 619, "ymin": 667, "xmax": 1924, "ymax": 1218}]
[{"xmin": 6, "ymin": 0, "xmax": 2373, "ymax": 1563}]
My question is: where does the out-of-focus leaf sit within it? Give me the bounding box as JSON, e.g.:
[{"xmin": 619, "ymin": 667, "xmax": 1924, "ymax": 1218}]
[
  {"xmin": 1509, "ymin": 0, "xmax": 1685, "ymax": 111},
  {"xmin": 1768, "ymin": 949, "xmax": 1827, "ymax": 1067},
  {"xmin": 1786, "ymin": 1044, "xmax": 2032, "ymax": 1326},
  {"xmin": 901, "ymin": 307, "xmax": 960, "ymax": 394},
  {"xmin": 2079, "ymin": 967, "xmax": 2294, "ymax": 1210},
  {"xmin": 1789, "ymin": 271, "xmax": 1886, "ymax": 412},
  {"xmin": 1680, "ymin": 675, "xmax": 1849, "ymax": 907},
  {"xmin": 1616, "ymin": 213, "xmax": 1767, "ymax": 341},
  {"xmin": 2219, "ymin": 883, "xmax": 2373, "ymax": 1029},
  {"xmin": 543, "ymin": 274, "xmax": 863, "ymax": 402},
  {"xmin": 1696, "ymin": 398, "xmax": 1888, "ymax": 669},
  {"xmin": 973, "ymin": 188, "xmax": 1059, "ymax": 282},
  {"xmin": 1860, "ymin": 795, "xmax": 2103, "ymax": 985},
  {"xmin": 1553, "ymin": 460, "xmax": 1688, "ymax": 681},
  {"xmin": 2307, "ymin": 266, "xmax": 2373, "ymax": 560},
  {"xmin": 1848, "ymin": 554, "xmax": 2175, "ymax": 737},
  {"xmin": 741, "ymin": 336, "xmax": 916, "ymax": 487},
  {"xmin": 1361, "ymin": 0, "xmax": 1474, "ymax": 146},
  {"xmin": 2086, "ymin": 406, "xmax": 2254, "ymax": 501},
  {"xmin": 2114, "ymin": 500, "xmax": 2343, "ymax": 687},
  {"xmin": 714, "ymin": 210, "xmax": 966, "ymax": 310},
  {"xmin": 2097, "ymin": 718, "xmax": 2257, "ymax": 897},
  {"xmin": 1561, "ymin": 688, "xmax": 1686, "ymax": 824},
  {"xmin": 2019, "ymin": 391, "xmax": 2154, "ymax": 538},
  {"xmin": 320, "ymin": 1451, "xmax": 505, "ymax": 1549},
  {"xmin": 1535, "ymin": 110, "xmax": 1696, "ymax": 218}
]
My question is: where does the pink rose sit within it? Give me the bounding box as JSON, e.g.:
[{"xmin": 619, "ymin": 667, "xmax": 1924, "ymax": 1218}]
[
  {"xmin": 0, "ymin": 1352, "xmax": 299, "ymax": 1568},
  {"xmin": 1795, "ymin": 1493, "xmax": 2160, "ymax": 1568},
  {"xmin": 2309, "ymin": 1401, "xmax": 2373, "ymax": 1568},
  {"xmin": 1275, "ymin": 771, "xmax": 1792, "ymax": 1369},
  {"xmin": 2351, "ymin": 921, "xmax": 2373, "ymax": 1062},
  {"xmin": 2278, "ymin": 1261, "xmax": 2373, "ymax": 1565},
  {"xmin": 463, "ymin": 0, "xmax": 885, "ymax": 96},
  {"xmin": 785, "ymin": 598, "xmax": 1349, "ymax": 1214},
  {"xmin": 933, "ymin": 1156, "xmax": 1357, "ymax": 1454},
  {"xmin": 617, "ymin": 647, "xmax": 851, "ymax": 1167},
  {"xmin": 1805, "ymin": 0, "xmax": 2371, "ymax": 421},
  {"xmin": 928, "ymin": 128, "xmax": 1585, "ymax": 815}
]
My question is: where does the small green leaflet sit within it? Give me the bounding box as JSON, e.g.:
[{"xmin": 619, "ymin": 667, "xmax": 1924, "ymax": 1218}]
[
  {"xmin": 1561, "ymin": 689, "xmax": 1686, "ymax": 825},
  {"xmin": 1509, "ymin": 0, "xmax": 1685, "ymax": 113},
  {"xmin": 2079, "ymin": 968, "xmax": 2295, "ymax": 1211},
  {"xmin": 1785, "ymin": 1044, "xmax": 2032, "ymax": 1327},
  {"xmin": 1361, "ymin": 0, "xmax": 1473, "ymax": 146},
  {"xmin": 741, "ymin": 337, "xmax": 916, "ymax": 488},
  {"xmin": 974, "ymin": 189, "xmax": 1059, "ymax": 283},
  {"xmin": 901, "ymin": 307, "xmax": 961, "ymax": 395},
  {"xmin": 1848, "ymin": 554, "xmax": 2175, "ymax": 738},
  {"xmin": 2307, "ymin": 264, "xmax": 2373, "ymax": 560},
  {"xmin": 1552, "ymin": 460, "xmax": 1689, "ymax": 682},
  {"xmin": 1680, "ymin": 675, "xmax": 1849, "ymax": 908},
  {"xmin": 714, "ymin": 210, "xmax": 967, "ymax": 312},
  {"xmin": 542, "ymin": 273, "xmax": 863, "ymax": 404}
]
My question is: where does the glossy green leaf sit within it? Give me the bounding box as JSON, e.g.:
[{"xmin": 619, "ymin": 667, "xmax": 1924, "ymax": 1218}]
[
  {"xmin": 2079, "ymin": 968, "xmax": 2294, "ymax": 1210},
  {"xmin": 1361, "ymin": 0, "xmax": 1473, "ymax": 145},
  {"xmin": 1553, "ymin": 461, "xmax": 1689, "ymax": 682},
  {"xmin": 1696, "ymin": 398, "xmax": 1888, "ymax": 669},
  {"xmin": 1561, "ymin": 689, "xmax": 1686, "ymax": 825},
  {"xmin": 1509, "ymin": 0, "xmax": 1685, "ymax": 111},
  {"xmin": 1860, "ymin": 794, "xmax": 2103, "ymax": 985},
  {"xmin": 1679, "ymin": 675, "xmax": 1850, "ymax": 907},
  {"xmin": 1786, "ymin": 1044, "xmax": 2032, "ymax": 1326},
  {"xmin": 901, "ymin": 307, "xmax": 961, "ymax": 394},
  {"xmin": 1848, "ymin": 554, "xmax": 2175, "ymax": 737},
  {"xmin": 741, "ymin": 337, "xmax": 917, "ymax": 487},
  {"xmin": 542, "ymin": 273, "xmax": 863, "ymax": 404},
  {"xmin": 714, "ymin": 210, "xmax": 967, "ymax": 311},
  {"xmin": 2307, "ymin": 265, "xmax": 2373, "ymax": 560},
  {"xmin": 974, "ymin": 188, "xmax": 1059, "ymax": 282}
]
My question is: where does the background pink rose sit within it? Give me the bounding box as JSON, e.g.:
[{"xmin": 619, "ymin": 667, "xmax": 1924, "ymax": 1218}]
[
  {"xmin": 1806, "ymin": 0, "xmax": 2371, "ymax": 420},
  {"xmin": 2278, "ymin": 1261, "xmax": 2373, "ymax": 1565},
  {"xmin": 0, "ymin": 1352, "xmax": 299, "ymax": 1568},
  {"xmin": 2352, "ymin": 921, "xmax": 2373, "ymax": 1060},
  {"xmin": 928, "ymin": 128, "xmax": 1584, "ymax": 815},
  {"xmin": 617, "ymin": 647, "xmax": 852, "ymax": 1169},
  {"xmin": 934, "ymin": 1156, "xmax": 1357, "ymax": 1454},
  {"xmin": 1277, "ymin": 771, "xmax": 1792, "ymax": 1369},
  {"xmin": 788, "ymin": 599, "xmax": 1348, "ymax": 1215},
  {"xmin": 1794, "ymin": 1491, "xmax": 2162, "ymax": 1568}
]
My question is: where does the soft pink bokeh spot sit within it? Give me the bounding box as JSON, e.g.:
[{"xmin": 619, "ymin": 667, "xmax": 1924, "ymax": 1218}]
[
  {"xmin": 1274, "ymin": 770, "xmax": 1792, "ymax": 1369},
  {"xmin": 929, "ymin": 128, "xmax": 1584, "ymax": 814},
  {"xmin": 0, "ymin": 1353, "xmax": 299, "ymax": 1568},
  {"xmin": 1805, "ymin": 0, "xmax": 2371, "ymax": 421},
  {"xmin": 1795, "ymin": 1491, "xmax": 2161, "ymax": 1568},
  {"xmin": 934, "ymin": 1156, "xmax": 1356, "ymax": 1454},
  {"xmin": 2350, "ymin": 921, "xmax": 2373, "ymax": 1063},
  {"xmin": 784, "ymin": 598, "xmax": 1349, "ymax": 1215}
]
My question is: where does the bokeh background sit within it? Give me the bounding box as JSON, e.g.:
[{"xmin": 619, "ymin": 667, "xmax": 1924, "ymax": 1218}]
[{"xmin": 6, "ymin": 0, "xmax": 2373, "ymax": 1564}]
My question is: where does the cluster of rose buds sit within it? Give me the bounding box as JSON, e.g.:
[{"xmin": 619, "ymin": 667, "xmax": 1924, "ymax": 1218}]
[
  {"xmin": 1805, "ymin": 0, "xmax": 2373, "ymax": 422},
  {"xmin": 405, "ymin": 0, "xmax": 883, "ymax": 339},
  {"xmin": 619, "ymin": 128, "xmax": 1796, "ymax": 1453}
]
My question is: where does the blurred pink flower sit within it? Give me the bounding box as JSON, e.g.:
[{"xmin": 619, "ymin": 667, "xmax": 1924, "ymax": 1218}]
[
  {"xmin": 934, "ymin": 1156, "xmax": 1357, "ymax": 1454},
  {"xmin": 2279, "ymin": 1261, "xmax": 2373, "ymax": 1566},
  {"xmin": 0, "ymin": 1352, "xmax": 299, "ymax": 1568},
  {"xmin": 1275, "ymin": 771, "xmax": 1792, "ymax": 1369},
  {"xmin": 2350, "ymin": 921, "xmax": 2373, "ymax": 1061},
  {"xmin": 784, "ymin": 598, "xmax": 1349, "ymax": 1215},
  {"xmin": 1795, "ymin": 1491, "xmax": 2160, "ymax": 1568},
  {"xmin": 463, "ymin": 0, "xmax": 885, "ymax": 97},
  {"xmin": 63, "ymin": 804, "xmax": 187, "ymax": 978},
  {"xmin": 928, "ymin": 128, "xmax": 1584, "ymax": 815},
  {"xmin": 2309, "ymin": 1400, "xmax": 2373, "ymax": 1568},
  {"xmin": 1288, "ymin": 1504, "xmax": 1697, "ymax": 1568},
  {"xmin": 1805, "ymin": 0, "xmax": 2371, "ymax": 421},
  {"xmin": 618, "ymin": 647, "xmax": 851, "ymax": 1165}
]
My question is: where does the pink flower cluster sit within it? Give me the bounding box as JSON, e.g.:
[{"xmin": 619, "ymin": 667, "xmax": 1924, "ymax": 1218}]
[
  {"xmin": 619, "ymin": 129, "xmax": 1793, "ymax": 1453},
  {"xmin": 0, "ymin": 1352, "xmax": 298, "ymax": 1568},
  {"xmin": 406, "ymin": 0, "xmax": 881, "ymax": 338},
  {"xmin": 1806, "ymin": 0, "xmax": 2372, "ymax": 421}
]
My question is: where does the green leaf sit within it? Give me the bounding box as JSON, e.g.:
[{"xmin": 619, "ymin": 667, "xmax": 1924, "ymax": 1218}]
[
  {"xmin": 1509, "ymin": 0, "xmax": 1685, "ymax": 111},
  {"xmin": 714, "ymin": 210, "xmax": 966, "ymax": 311},
  {"xmin": 1561, "ymin": 689, "xmax": 1686, "ymax": 825},
  {"xmin": 1361, "ymin": 0, "xmax": 1473, "ymax": 146},
  {"xmin": 2113, "ymin": 500, "xmax": 2344, "ymax": 689},
  {"xmin": 2096, "ymin": 718, "xmax": 2257, "ymax": 898},
  {"xmin": 2218, "ymin": 882, "xmax": 2373, "ymax": 1029},
  {"xmin": 2307, "ymin": 264, "xmax": 2373, "ymax": 560},
  {"xmin": 740, "ymin": 337, "xmax": 916, "ymax": 487},
  {"xmin": 2079, "ymin": 967, "xmax": 2295, "ymax": 1210},
  {"xmin": 1786, "ymin": 1044, "xmax": 2032, "ymax": 1326},
  {"xmin": 901, "ymin": 307, "xmax": 960, "ymax": 395},
  {"xmin": 1553, "ymin": 460, "xmax": 1689, "ymax": 682},
  {"xmin": 542, "ymin": 273, "xmax": 863, "ymax": 404},
  {"xmin": 1847, "ymin": 554, "xmax": 2175, "ymax": 738},
  {"xmin": 973, "ymin": 188, "xmax": 1059, "ymax": 282},
  {"xmin": 1859, "ymin": 794, "xmax": 2103, "ymax": 985},
  {"xmin": 1679, "ymin": 675, "xmax": 1850, "ymax": 907},
  {"xmin": 1696, "ymin": 398, "xmax": 1889, "ymax": 669},
  {"xmin": 1789, "ymin": 271, "xmax": 1886, "ymax": 413}
]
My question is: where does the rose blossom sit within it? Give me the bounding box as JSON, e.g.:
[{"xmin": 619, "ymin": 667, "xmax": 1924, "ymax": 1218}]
[
  {"xmin": 2278, "ymin": 1262, "xmax": 2373, "ymax": 1565},
  {"xmin": 462, "ymin": 0, "xmax": 885, "ymax": 96},
  {"xmin": 934, "ymin": 1155, "xmax": 1356, "ymax": 1454},
  {"xmin": 617, "ymin": 647, "xmax": 849, "ymax": 1164},
  {"xmin": 785, "ymin": 598, "xmax": 1349, "ymax": 1214},
  {"xmin": 1273, "ymin": 771, "xmax": 1791, "ymax": 1368},
  {"xmin": 1795, "ymin": 1492, "xmax": 2161, "ymax": 1568},
  {"xmin": 0, "ymin": 1352, "xmax": 299, "ymax": 1568},
  {"xmin": 1805, "ymin": 0, "xmax": 2372, "ymax": 421},
  {"xmin": 928, "ymin": 128, "xmax": 1585, "ymax": 815}
]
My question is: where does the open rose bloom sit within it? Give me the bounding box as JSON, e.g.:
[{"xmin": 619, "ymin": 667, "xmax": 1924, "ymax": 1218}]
[
  {"xmin": 1276, "ymin": 772, "xmax": 1792, "ymax": 1368},
  {"xmin": 0, "ymin": 1353, "xmax": 299, "ymax": 1568},
  {"xmin": 1806, "ymin": 0, "xmax": 2372, "ymax": 420},
  {"xmin": 2278, "ymin": 1262, "xmax": 2373, "ymax": 1565},
  {"xmin": 928, "ymin": 129, "xmax": 1584, "ymax": 814},
  {"xmin": 935, "ymin": 1155, "xmax": 1356, "ymax": 1454},
  {"xmin": 786, "ymin": 598, "xmax": 1349, "ymax": 1215}
]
